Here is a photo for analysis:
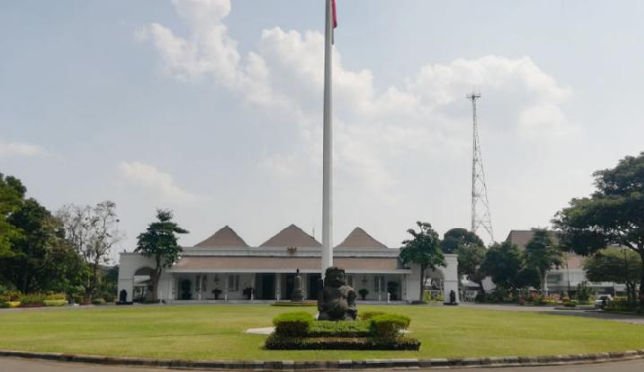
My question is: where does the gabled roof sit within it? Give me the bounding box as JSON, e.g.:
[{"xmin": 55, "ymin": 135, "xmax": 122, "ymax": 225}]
[
  {"xmin": 195, "ymin": 226, "xmax": 249, "ymax": 248},
  {"xmin": 336, "ymin": 227, "xmax": 388, "ymax": 249},
  {"xmin": 505, "ymin": 229, "xmax": 559, "ymax": 250},
  {"xmin": 260, "ymin": 224, "xmax": 321, "ymax": 248}
]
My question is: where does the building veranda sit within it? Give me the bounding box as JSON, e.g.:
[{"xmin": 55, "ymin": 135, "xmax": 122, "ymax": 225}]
[{"xmin": 118, "ymin": 224, "xmax": 459, "ymax": 303}]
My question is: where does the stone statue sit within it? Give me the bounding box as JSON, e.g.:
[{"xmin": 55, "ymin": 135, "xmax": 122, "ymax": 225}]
[
  {"xmin": 317, "ymin": 266, "xmax": 357, "ymax": 321},
  {"xmin": 291, "ymin": 269, "xmax": 304, "ymax": 302}
]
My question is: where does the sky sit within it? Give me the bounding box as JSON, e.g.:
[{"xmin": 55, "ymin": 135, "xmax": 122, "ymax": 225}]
[{"xmin": 2, "ymin": 0, "xmax": 643, "ymax": 262}]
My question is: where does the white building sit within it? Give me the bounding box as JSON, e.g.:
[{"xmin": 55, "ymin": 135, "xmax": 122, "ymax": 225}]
[
  {"xmin": 118, "ymin": 224, "xmax": 459, "ymax": 304},
  {"xmin": 506, "ymin": 230, "xmax": 624, "ymax": 295}
]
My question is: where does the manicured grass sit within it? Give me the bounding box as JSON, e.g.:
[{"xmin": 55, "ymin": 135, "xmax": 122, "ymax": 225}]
[{"xmin": 0, "ymin": 304, "xmax": 643, "ymax": 361}]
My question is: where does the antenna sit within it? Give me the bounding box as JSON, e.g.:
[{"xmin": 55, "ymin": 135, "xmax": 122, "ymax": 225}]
[{"xmin": 467, "ymin": 92, "xmax": 494, "ymax": 242}]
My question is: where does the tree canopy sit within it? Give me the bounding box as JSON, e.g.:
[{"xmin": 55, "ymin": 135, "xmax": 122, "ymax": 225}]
[
  {"xmin": 584, "ymin": 247, "xmax": 641, "ymax": 304},
  {"xmin": 136, "ymin": 209, "xmax": 188, "ymax": 301},
  {"xmin": 554, "ymin": 152, "xmax": 644, "ymax": 307},
  {"xmin": 399, "ymin": 221, "xmax": 445, "ymax": 302},
  {"xmin": 524, "ymin": 229, "xmax": 563, "ymax": 291},
  {"xmin": 480, "ymin": 241, "xmax": 524, "ymax": 290},
  {"xmin": 442, "ymin": 228, "xmax": 487, "ymax": 293}
]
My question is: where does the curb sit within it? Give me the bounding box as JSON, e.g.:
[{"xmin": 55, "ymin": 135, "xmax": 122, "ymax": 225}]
[{"xmin": 1, "ymin": 349, "xmax": 644, "ymax": 370}]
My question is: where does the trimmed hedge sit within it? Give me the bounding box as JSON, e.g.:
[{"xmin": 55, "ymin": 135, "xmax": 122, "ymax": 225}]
[
  {"xmin": 358, "ymin": 311, "xmax": 386, "ymax": 321},
  {"xmin": 370, "ymin": 314, "xmax": 411, "ymax": 338},
  {"xmin": 43, "ymin": 299, "xmax": 68, "ymax": 307},
  {"xmin": 45, "ymin": 293, "xmax": 66, "ymax": 301},
  {"xmin": 308, "ymin": 320, "xmax": 371, "ymax": 337},
  {"xmin": 273, "ymin": 312, "xmax": 314, "ymax": 336},
  {"xmin": 20, "ymin": 293, "xmax": 47, "ymax": 307},
  {"xmin": 271, "ymin": 301, "xmax": 317, "ymax": 307},
  {"xmin": 265, "ymin": 335, "xmax": 420, "ymax": 350},
  {"xmin": 0, "ymin": 301, "xmax": 21, "ymax": 308},
  {"xmin": 267, "ymin": 311, "xmax": 419, "ymax": 350}
]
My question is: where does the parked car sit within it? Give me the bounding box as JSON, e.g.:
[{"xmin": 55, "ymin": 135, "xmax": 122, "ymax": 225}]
[{"xmin": 594, "ymin": 294, "xmax": 613, "ymax": 309}]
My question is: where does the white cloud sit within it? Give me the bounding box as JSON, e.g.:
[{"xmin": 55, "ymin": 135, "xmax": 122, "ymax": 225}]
[
  {"xmin": 118, "ymin": 161, "xmax": 202, "ymax": 204},
  {"xmin": 0, "ymin": 141, "xmax": 47, "ymax": 158},
  {"xmin": 138, "ymin": 0, "xmax": 576, "ymax": 241}
]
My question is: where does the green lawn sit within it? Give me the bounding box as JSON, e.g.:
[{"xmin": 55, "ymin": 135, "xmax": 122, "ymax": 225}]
[{"xmin": 1, "ymin": 305, "xmax": 643, "ymax": 361}]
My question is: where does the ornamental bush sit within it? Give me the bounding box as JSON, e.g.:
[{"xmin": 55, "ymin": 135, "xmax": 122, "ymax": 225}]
[
  {"xmin": 359, "ymin": 311, "xmax": 386, "ymax": 321},
  {"xmin": 272, "ymin": 312, "xmax": 314, "ymax": 336},
  {"xmin": 92, "ymin": 298, "xmax": 107, "ymax": 305},
  {"xmin": 369, "ymin": 314, "xmax": 411, "ymax": 338},
  {"xmin": 308, "ymin": 320, "xmax": 371, "ymax": 337},
  {"xmin": 43, "ymin": 299, "xmax": 67, "ymax": 307},
  {"xmin": 45, "ymin": 293, "xmax": 66, "ymax": 301},
  {"xmin": 19, "ymin": 293, "xmax": 46, "ymax": 307}
]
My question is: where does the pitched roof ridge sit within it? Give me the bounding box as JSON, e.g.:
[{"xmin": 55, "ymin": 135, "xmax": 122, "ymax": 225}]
[
  {"xmin": 260, "ymin": 224, "xmax": 321, "ymax": 247},
  {"xmin": 336, "ymin": 226, "xmax": 387, "ymax": 249},
  {"xmin": 195, "ymin": 226, "xmax": 249, "ymax": 248}
]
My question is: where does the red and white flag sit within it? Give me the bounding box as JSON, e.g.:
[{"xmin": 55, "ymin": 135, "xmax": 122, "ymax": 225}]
[{"xmin": 332, "ymin": 0, "xmax": 338, "ymax": 28}]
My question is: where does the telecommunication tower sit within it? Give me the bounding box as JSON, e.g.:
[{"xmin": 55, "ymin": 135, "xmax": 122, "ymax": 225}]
[{"xmin": 467, "ymin": 92, "xmax": 494, "ymax": 242}]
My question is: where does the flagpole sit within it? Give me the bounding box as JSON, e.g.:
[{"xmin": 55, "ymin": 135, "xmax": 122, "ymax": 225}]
[{"xmin": 321, "ymin": 0, "xmax": 334, "ymax": 277}]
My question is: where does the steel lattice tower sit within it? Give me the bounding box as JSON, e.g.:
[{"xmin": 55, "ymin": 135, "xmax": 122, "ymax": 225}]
[{"xmin": 467, "ymin": 93, "xmax": 494, "ymax": 242}]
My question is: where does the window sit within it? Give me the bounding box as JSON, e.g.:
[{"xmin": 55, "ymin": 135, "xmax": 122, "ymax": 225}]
[{"xmin": 227, "ymin": 275, "xmax": 240, "ymax": 291}]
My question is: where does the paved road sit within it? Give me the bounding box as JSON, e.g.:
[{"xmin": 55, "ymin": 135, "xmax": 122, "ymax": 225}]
[
  {"xmin": 461, "ymin": 303, "xmax": 644, "ymax": 324},
  {"xmin": 2, "ymin": 357, "xmax": 644, "ymax": 371}
]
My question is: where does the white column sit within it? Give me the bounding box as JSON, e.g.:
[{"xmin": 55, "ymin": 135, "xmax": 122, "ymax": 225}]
[
  {"xmin": 275, "ymin": 273, "xmax": 281, "ymax": 301},
  {"xmin": 321, "ymin": 0, "xmax": 334, "ymax": 277}
]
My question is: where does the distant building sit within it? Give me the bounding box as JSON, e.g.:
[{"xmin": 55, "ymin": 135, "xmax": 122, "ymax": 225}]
[
  {"xmin": 118, "ymin": 224, "xmax": 459, "ymax": 303},
  {"xmin": 505, "ymin": 230, "xmax": 622, "ymax": 294}
]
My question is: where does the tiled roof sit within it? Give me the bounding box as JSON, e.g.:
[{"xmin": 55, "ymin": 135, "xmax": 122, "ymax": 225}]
[
  {"xmin": 505, "ymin": 229, "xmax": 559, "ymax": 250},
  {"xmin": 336, "ymin": 227, "xmax": 388, "ymax": 249},
  {"xmin": 260, "ymin": 224, "xmax": 322, "ymax": 248},
  {"xmin": 195, "ymin": 226, "xmax": 249, "ymax": 248},
  {"xmin": 171, "ymin": 256, "xmax": 402, "ymax": 272}
]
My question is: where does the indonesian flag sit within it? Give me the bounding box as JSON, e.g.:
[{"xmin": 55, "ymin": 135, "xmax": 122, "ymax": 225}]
[{"xmin": 332, "ymin": 0, "xmax": 338, "ymax": 28}]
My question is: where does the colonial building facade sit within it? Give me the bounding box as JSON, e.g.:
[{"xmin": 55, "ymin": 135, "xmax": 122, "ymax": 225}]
[{"xmin": 118, "ymin": 224, "xmax": 459, "ymax": 303}]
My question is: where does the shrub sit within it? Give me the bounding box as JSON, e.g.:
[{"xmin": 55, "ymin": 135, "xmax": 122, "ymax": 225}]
[
  {"xmin": 0, "ymin": 301, "xmax": 21, "ymax": 308},
  {"xmin": 605, "ymin": 298, "xmax": 637, "ymax": 312},
  {"xmin": 308, "ymin": 320, "xmax": 371, "ymax": 337},
  {"xmin": 271, "ymin": 301, "xmax": 317, "ymax": 307},
  {"xmin": 576, "ymin": 281, "xmax": 594, "ymax": 303},
  {"xmin": 45, "ymin": 293, "xmax": 66, "ymax": 301},
  {"xmin": 359, "ymin": 311, "xmax": 386, "ymax": 321},
  {"xmin": 563, "ymin": 300, "xmax": 578, "ymax": 307},
  {"xmin": 44, "ymin": 299, "xmax": 67, "ymax": 307},
  {"xmin": 92, "ymin": 298, "xmax": 106, "ymax": 305},
  {"xmin": 0, "ymin": 290, "xmax": 21, "ymax": 302},
  {"xmin": 369, "ymin": 314, "xmax": 411, "ymax": 338},
  {"xmin": 273, "ymin": 312, "xmax": 314, "ymax": 336},
  {"xmin": 20, "ymin": 293, "xmax": 46, "ymax": 307},
  {"xmin": 265, "ymin": 334, "xmax": 420, "ymax": 350},
  {"xmin": 358, "ymin": 288, "xmax": 369, "ymax": 300}
]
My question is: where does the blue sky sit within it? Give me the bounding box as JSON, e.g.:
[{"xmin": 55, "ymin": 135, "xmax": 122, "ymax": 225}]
[{"xmin": 2, "ymin": 0, "xmax": 643, "ymax": 261}]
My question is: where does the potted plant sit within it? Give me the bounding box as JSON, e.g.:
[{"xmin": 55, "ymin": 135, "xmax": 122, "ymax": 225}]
[
  {"xmin": 243, "ymin": 287, "xmax": 254, "ymax": 300},
  {"xmin": 212, "ymin": 288, "xmax": 222, "ymax": 300},
  {"xmin": 358, "ymin": 288, "xmax": 369, "ymax": 300}
]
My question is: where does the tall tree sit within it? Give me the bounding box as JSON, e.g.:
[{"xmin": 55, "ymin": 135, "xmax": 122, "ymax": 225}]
[
  {"xmin": 58, "ymin": 201, "xmax": 122, "ymax": 301},
  {"xmin": 0, "ymin": 173, "xmax": 26, "ymax": 258},
  {"xmin": 524, "ymin": 229, "xmax": 563, "ymax": 292},
  {"xmin": 553, "ymin": 152, "xmax": 644, "ymax": 308},
  {"xmin": 584, "ymin": 248, "xmax": 641, "ymax": 304},
  {"xmin": 399, "ymin": 221, "xmax": 445, "ymax": 301},
  {"xmin": 135, "ymin": 209, "xmax": 188, "ymax": 302},
  {"xmin": 481, "ymin": 241, "xmax": 523, "ymax": 291},
  {"xmin": 1, "ymin": 199, "xmax": 73, "ymax": 292},
  {"xmin": 442, "ymin": 228, "xmax": 487, "ymax": 293}
]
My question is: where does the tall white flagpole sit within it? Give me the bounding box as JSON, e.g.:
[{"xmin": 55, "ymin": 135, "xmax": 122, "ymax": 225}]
[{"xmin": 321, "ymin": 0, "xmax": 334, "ymax": 277}]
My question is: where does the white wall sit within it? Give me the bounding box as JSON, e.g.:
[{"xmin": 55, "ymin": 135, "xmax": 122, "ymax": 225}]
[{"xmin": 117, "ymin": 253, "xmax": 156, "ymax": 302}]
